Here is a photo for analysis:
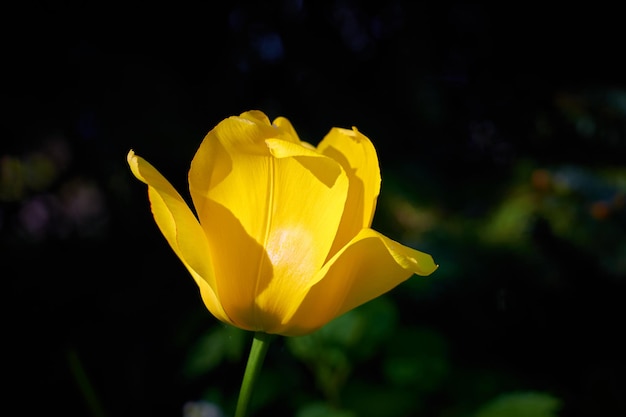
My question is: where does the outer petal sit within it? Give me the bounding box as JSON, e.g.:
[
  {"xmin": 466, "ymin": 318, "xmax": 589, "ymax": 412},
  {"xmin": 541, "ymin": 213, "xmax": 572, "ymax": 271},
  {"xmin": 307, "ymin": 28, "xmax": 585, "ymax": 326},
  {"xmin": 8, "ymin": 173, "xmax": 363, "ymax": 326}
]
[
  {"xmin": 275, "ymin": 228, "xmax": 438, "ymax": 336},
  {"xmin": 126, "ymin": 150, "xmax": 232, "ymax": 325},
  {"xmin": 272, "ymin": 116, "xmax": 302, "ymax": 143},
  {"xmin": 188, "ymin": 115, "xmax": 350, "ymax": 332},
  {"xmin": 317, "ymin": 127, "xmax": 381, "ymax": 256}
]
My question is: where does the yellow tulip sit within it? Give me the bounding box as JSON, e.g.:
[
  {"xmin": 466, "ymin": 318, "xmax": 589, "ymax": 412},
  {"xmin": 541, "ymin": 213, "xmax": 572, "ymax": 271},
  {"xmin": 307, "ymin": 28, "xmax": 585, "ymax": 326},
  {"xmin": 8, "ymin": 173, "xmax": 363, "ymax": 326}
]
[{"xmin": 127, "ymin": 110, "xmax": 437, "ymax": 336}]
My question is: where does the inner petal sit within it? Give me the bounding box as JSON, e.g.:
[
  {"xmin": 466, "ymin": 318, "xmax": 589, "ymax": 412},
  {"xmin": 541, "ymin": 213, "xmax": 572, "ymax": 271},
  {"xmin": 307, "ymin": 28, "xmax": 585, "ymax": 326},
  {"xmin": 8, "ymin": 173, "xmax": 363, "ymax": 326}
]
[
  {"xmin": 194, "ymin": 148, "xmax": 349, "ymax": 330},
  {"xmin": 264, "ymin": 225, "xmax": 316, "ymax": 287}
]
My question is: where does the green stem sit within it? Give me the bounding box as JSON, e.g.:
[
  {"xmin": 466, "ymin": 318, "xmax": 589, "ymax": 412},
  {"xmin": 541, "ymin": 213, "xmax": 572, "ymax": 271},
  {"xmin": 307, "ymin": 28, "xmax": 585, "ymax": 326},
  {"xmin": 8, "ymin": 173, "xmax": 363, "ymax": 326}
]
[
  {"xmin": 66, "ymin": 347, "xmax": 107, "ymax": 417},
  {"xmin": 234, "ymin": 331, "xmax": 273, "ymax": 417}
]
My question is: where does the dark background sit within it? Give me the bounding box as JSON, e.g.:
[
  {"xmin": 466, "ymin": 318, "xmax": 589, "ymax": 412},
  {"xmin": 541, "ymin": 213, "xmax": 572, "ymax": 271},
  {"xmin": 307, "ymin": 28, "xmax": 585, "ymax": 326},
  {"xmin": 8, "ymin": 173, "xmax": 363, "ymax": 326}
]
[{"xmin": 3, "ymin": 1, "xmax": 626, "ymax": 416}]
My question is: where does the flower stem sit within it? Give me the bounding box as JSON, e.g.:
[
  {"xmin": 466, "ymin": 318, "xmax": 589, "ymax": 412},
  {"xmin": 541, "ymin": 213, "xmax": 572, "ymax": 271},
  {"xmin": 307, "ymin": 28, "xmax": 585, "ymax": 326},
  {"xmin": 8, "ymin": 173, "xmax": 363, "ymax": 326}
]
[{"xmin": 234, "ymin": 331, "xmax": 273, "ymax": 417}]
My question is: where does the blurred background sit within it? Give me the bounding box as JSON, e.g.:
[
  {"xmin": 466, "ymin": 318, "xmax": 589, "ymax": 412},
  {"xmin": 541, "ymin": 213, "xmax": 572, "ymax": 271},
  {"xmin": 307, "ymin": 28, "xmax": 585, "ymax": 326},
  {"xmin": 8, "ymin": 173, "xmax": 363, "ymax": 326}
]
[{"xmin": 3, "ymin": 1, "xmax": 626, "ymax": 416}]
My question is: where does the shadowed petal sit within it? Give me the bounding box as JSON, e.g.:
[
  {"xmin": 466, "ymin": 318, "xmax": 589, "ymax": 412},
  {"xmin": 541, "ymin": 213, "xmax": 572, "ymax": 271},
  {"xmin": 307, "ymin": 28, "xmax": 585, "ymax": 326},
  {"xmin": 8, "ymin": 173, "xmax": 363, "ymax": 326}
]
[
  {"xmin": 276, "ymin": 228, "xmax": 437, "ymax": 336},
  {"xmin": 317, "ymin": 127, "xmax": 381, "ymax": 256},
  {"xmin": 126, "ymin": 150, "xmax": 232, "ymax": 325}
]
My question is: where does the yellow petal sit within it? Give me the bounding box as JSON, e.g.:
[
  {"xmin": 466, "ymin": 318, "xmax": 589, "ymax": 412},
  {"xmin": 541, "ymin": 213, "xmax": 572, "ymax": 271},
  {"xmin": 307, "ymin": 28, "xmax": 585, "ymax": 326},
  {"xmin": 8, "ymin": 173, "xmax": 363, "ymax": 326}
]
[
  {"xmin": 214, "ymin": 114, "xmax": 277, "ymax": 156},
  {"xmin": 265, "ymin": 138, "xmax": 343, "ymax": 188},
  {"xmin": 214, "ymin": 111, "xmax": 307, "ymax": 154},
  {"xmin": 272, "ymin": 116, "xmax": 302, "ymax": 143},
  {"xmin": 240, "ymin": 110, "xmax": 272, "ymax": 125},
  {"xmin": 188, "ymin": 118, "xmax": 350, "ymax": 332},
  {"xmin": 276, "ymin": 228, "xmax": 437, "ymax": 336},
  {"xmin": 317, "ymin": 127, "xmax": 381, "ymax": 256},
  {"xmin": 126, "ymin": 150, "xmax": 232, "ymax": 325}
]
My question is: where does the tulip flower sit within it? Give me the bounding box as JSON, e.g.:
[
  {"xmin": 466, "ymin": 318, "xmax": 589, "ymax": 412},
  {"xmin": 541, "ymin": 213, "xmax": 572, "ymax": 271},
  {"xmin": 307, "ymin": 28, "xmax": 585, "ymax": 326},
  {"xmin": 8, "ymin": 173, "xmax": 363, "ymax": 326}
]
[{"xmin": 127, "ymin": 110, "xmax": 437, "ymax": 337}]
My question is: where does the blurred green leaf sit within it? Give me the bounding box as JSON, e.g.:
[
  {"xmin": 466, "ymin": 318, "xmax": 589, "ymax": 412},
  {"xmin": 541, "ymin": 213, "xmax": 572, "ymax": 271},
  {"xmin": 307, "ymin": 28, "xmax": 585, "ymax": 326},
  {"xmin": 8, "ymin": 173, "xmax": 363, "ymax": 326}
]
[
  {"xmin": 383, "ymin": 327, "xmax": 449, "ymax": 393},
  {"xmin": 343, "ymin": 380, "xmax": 418, "ymax": 417},
  {"xmin": 183, "ymin": 325, "xmax": 246, "ymax": 378},
  {"xmin": 474, "ymin": 391, "xmax": 561, "ymax": 417},
  {"xmin": 288, "ymin": 297, "xmax": 397, "ymax": 362},
  {"xmin": 296, "ymin": 402, "xmax": 356, "ymax": 417},
  {"xmin": 287, "ymin": 297, "xmax": 399, "ymax": 404},
  {"xmin": 480, "ymin": 187, "xmax": 535, "ymax": 246}
]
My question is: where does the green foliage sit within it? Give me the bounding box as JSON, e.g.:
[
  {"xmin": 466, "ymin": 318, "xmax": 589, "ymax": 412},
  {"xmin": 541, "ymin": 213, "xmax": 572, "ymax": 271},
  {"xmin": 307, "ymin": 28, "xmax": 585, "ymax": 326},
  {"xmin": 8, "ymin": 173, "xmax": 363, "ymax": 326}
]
[
  {"xmin": 287, "ymin": 297, "xmax": 398, "ymax": 405},
  {"xmin": 296, "ymin": 402, "xmax": 356, "ymax": 417},
  {"xmin": 343, "ymin": 380, "xmax": 418, "ymax": 417},
  {"xmin": 183, "ymin": 325, "xmax": 247, "ymax": 378},
  {"xmin": 479, "ymin": 184, "xmax": 536, "ymax": 247},
  {"xmin": 474, "ymin": 391, "xmax": 561, "ymax": 417},
  {"xmin": 383, "ymin": 327, "xmax": 449, "ymax": 392}
]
